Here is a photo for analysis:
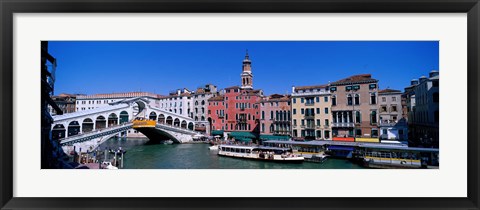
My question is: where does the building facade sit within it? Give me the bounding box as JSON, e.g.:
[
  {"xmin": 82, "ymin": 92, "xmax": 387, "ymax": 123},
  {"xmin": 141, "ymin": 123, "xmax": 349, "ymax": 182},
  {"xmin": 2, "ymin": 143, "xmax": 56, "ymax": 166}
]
[
  {"xmin": 329, "ymin": 74, "xmax": 379, "ymax": 142},
  {"xmin": 207, "ymin": 52, "xmax": 263, "ymax": 141},
  {"xmin": 158, "ymin": 88, "xmax": 193, "ymax": 118},
  {"xmin": 48, "ymin": 93, "xmax": 84, "ymax": 116},
  {"xmin": 291, "ymin": 85, "xmax": 332, "ymax": 140},
  {"xmin": 378, "ymin": 89, "xmax": 408, "ymax": 142},
  {"xmin": 406, "ymin": 70, "xmax": 439, "ymax": 147},
  {"xmin": 258, "ymin": 94, "xmax": 291, "ymax": 137}
]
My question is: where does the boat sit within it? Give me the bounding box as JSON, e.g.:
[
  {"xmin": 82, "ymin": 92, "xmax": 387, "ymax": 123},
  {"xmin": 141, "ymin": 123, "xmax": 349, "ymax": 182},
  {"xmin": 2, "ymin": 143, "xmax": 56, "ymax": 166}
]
[
  {"xmin": 208, "ymin": 145, "xmax": 219, "ymax": 150},
  {"xmin": 101, "ymin": 161, "xmax": 118, "ymax": 169},
  {"xmin": 163, "ymin": 140, "xmax": 173, "ymax": 145},
  {"xmin": 217, "ymin": 145, "xmax": 304, "ymax": 163}
]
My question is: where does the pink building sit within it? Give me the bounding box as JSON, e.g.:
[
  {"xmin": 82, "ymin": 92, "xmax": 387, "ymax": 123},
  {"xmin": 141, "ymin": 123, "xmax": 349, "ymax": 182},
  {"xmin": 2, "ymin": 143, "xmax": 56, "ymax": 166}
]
[{"xmin": 258, "ymin": 94, "xmax": 291, "ymax": 139}]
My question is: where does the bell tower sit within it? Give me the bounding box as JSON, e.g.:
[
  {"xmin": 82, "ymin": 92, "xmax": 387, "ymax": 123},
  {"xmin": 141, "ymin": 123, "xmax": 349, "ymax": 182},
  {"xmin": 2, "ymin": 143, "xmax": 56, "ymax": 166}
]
[{"xmin": 241, "ymin": 50, "xmax": 253, "ymax": 90}]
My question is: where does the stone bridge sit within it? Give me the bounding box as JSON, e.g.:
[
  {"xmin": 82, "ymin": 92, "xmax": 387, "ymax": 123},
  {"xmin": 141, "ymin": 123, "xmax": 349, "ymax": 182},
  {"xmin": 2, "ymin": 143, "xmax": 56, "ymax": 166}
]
[{"xmin": 52, "ymin": 97, "xmax": 201, "ymax": 153}]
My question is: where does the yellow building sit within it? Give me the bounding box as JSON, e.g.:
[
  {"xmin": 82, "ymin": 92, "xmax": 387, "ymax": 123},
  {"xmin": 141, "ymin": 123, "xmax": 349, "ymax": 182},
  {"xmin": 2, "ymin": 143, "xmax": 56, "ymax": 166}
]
[{"xmin": 291, "ymin": 85, "xmax": 332, "ymax": 140}]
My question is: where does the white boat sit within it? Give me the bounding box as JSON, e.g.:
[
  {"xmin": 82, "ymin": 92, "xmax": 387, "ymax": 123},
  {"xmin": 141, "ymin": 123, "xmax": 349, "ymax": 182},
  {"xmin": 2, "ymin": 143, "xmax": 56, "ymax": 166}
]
[
  {"xmin": 101, "ymin": 161, "xmax": 118, "ymax": 169},
  {"xmin": 209, "ymin": 145, "xmax": 219, "ymax": 150},
  {"xmin": 218, "ymin": 145, "xmax": 304, "ymax": 163}
]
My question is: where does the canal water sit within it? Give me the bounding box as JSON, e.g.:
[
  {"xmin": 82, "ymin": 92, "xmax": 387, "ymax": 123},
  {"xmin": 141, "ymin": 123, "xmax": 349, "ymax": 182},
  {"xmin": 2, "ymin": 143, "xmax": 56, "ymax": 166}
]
[{"xmin": 100, "ymin": 138, "xmax": 364, "ymax": 169}]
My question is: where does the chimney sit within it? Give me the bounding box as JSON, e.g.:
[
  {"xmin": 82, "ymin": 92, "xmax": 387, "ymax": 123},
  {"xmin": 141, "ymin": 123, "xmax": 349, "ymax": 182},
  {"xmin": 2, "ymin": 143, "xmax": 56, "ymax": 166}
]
[
  {"xmin": 411, "ymin": 79, "xmax": 419, "ymax": 86},
  {"xmin": 419, "ymin": 76, "xmax": 427, "ymax": 84},
  {"xmin": 429, "ymin": 70, "xmax": 439, "ymax": 78}
]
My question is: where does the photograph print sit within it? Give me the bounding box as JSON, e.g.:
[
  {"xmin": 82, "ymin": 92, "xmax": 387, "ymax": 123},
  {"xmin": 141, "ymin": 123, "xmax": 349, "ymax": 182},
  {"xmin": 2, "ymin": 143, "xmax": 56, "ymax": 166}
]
[{"xmin": 41, "ymin": 41, "xmax": 439, "ymax": 169}]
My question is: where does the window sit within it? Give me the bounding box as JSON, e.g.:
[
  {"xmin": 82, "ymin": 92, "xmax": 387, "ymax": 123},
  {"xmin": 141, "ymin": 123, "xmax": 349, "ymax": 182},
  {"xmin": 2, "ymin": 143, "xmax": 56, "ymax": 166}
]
[
  {"xmin": 316, "ymin": 97, "xmax": 319, "ymax": 102},
  {"xmin": 316, "ymin": 119, "xmax": 320, "ymax": 126},
  {"xmin": 370, "ymin": 111, "xmax": 377, "ymax": 124},
  {"xmin": 354, "ymin": 94, "xmax": 360, "ymax": 105},
  {"xmin": 391, "ymin": 105, "xmax": 397, "ymax": 112},
  {"xmin": 316, "ymin": 130, "xmax": 322, "ymax": 138},
  {"xmin": 330, "ymin": 87, "xmax": 337, "ymax": 91},
  {"xmin": 332, "ymin": 95, "xmax": 337, "ymax": 106},
  {"xmin": 324, "ymin": 130, "xmax": 330, "ymax": 139},
  {"xmin": 370, "ymin": 93, "xmax": 377, "ymax": 104},
  {"xmin": 355, "ymin": 111, "xmax": 361, "ymax": 123},
  {"xmin": 324, "ymin": 96, "xmax": 328, "ymax": 102},
  {"xmin": 301, "ymin": 120, "xmax": 305, "ymax": 126},
  {"xmin": 262, "ymin": 123, "xmax": 265, "ymax": 132},
  {"xmin": 293, "ymin": 109, "xmax": 296, "ymax": 115},
  {"xmin": 262, "ymin": 111, "xmax": 265, "ymax": 119},
  {"xmin": 315, "ymin": 108, "xmax": 319, "ymax": 114},
  {"xmin": 392, "ymin": 97, "xmax": 397, "ymax": 102},
  {"xmin": 381, "ymin": 106, "xmax": 387, "ymax": 112},
  {"xmin": 301, "ymin": 109, "xmax": 304, "ymax": 115},
  {"xmin": 356, "ymin": 129, "xmax": 362, "ymax": 137},
  {"xmin": 293, "ymin": 119, "xmax": 297, "ymax": 126},
  {"xmin": 324, "ymin": 108, "xmax": 329, "ymax": 114},
  {"xmin": 382, "ymin": 97, "xmax": 386, "ymax": 102},
  {"xmin": 293, "ymin": 98, "xmax": 296, "ymax": 104},
  {"xmin": 324, "ymin": 119, "xmax": 329, "ymax": 126},
  {"xmin": 371, "ymin": 129, "xmax": 379, "ymax": 138},
  {"xmin": 369, "ymin": 84, "xmax": 377, "ymax": 89},
  {"xmin": 301, "ymin": 98, "xmax": 304, "ymax": 103},
  {"xmin": 347, "ymin": 94, "xmax": 353, "ymax": 105}
]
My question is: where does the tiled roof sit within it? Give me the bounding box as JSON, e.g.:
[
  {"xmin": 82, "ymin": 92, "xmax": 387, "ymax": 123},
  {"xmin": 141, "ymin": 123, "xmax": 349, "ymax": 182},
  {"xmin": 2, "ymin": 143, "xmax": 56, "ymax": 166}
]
[
  {"xmin": 295, "ymin": 84, "xmax": 327, "ymax": 91},
  {"xmin": 77, "ymin": 92, "xmax": 162, "ymax": 99},
  {"xmin": 379, "ymin": 89, "xmax": 402, "ymax": 94},
  {"xmin": 331, "ymin": 74, "xmax": 378, "ymax": 85},
  {"xmin": 258, "ymin": 94, "xmax": 291, "ymax": 102},
  {"xmin": 208, "ymin": 95, "xmax": 224, "ymax": 101},
  {"xmin": 225, "ymin": 86, "xmax": 240, "ymax": 90}
]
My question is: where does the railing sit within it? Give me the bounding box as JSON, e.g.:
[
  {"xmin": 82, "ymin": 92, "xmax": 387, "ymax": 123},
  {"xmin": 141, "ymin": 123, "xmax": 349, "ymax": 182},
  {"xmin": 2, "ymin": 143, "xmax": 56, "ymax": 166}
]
[
  {"xmin": 60, "ymin": 123, "xmax": 133, "ymax": 146},
  {"xmin": 304, "ymin": 115, "xmax": 315, "ymax": 119},
  {"xmin": 305, "ymin": 103, "xmax": 315, "ymax": 106},
  {"xmin": 331, "ymin": 122, "xmax": 354, "ymax": 127}
]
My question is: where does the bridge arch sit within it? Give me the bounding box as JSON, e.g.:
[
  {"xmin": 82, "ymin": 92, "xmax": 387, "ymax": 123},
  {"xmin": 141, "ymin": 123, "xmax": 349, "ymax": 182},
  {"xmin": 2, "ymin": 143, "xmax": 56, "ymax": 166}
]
[
  {"xmin": 68, "ymin": 121, "xmax": 80, "ymax": 137},
  {"xmin": 174, "ymin": 118, "xmax": 180, "ymax": 127},
  {"xmin": 119, "ymin": 111, "xmax": 129, "ymax": 123},
  {"xmin": 181, "ymin": 120, "xmax": 187, "ymax": 129},
  {"xmin": 82, "ymin": 118, "xmax": 94, "ymax": 133},
  {"xmin": 166, "ymin": 116, "xmax": 173, "ymax": 125},
  {"xmin": 149, "ymin": 111, "xmax": 157, "ymax": 121},
  {"xmin": 158, "ymin": 114, "xmax": 165, "ymax": 124},
  {"xmin": 108, "ymin": 113, "xmax": 118, "ymax": 127},
  {"xmin": 96, "ymin": 115, "xmax": 106, "ymax": 130},
  {"xmin": 188, "ymin": 122, "xmax": 194, "ymax": 130},
  {"xmin": 52, "ymin": 124, "xmax": 66, "ymax": 140}
]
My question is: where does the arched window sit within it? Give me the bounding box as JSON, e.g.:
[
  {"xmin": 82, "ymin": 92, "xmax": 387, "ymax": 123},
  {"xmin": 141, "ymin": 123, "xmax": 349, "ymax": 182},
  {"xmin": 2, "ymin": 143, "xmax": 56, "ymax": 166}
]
[
  {"xmin": 201, "ymin": 100, "xmax": 205, "ymax": 105},
  {"xmin": 370, "ymin": 110, "xmax": 377, "ymax": 124},
  {"xmin": 354, "ymin": 94, "xmax": 360, "ymax": 105},
  {"xmin": 347, "ymin": 94, "xmax": 353, "ymax": 105},
  {"xmin": 332, "ymin": 95, "xmax": 337, "ymax": 106}
]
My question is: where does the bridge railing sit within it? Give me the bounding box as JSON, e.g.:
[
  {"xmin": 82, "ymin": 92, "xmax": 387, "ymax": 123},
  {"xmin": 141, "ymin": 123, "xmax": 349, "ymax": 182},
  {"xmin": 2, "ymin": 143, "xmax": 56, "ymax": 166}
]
[
  {"xmin": 155, "ymin": 123, "xmax": 199, "ymax": 135},
  {"xmin": 60, "ymin": 123, "xmax": 133, "ymax": 145}
]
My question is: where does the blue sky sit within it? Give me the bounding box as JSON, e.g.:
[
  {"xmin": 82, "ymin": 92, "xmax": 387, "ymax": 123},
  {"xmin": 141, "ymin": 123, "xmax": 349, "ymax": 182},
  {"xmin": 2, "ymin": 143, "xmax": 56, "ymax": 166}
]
[{"xmin": 48, "ymin": 41, "xmax": 439, "ymax": 96}]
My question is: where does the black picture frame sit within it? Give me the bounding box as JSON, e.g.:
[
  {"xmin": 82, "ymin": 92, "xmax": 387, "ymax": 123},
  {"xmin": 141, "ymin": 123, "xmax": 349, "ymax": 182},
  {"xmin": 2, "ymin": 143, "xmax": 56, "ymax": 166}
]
[{"xmin": 1, "ymin": 0, "xmax": 479, "ymax": 209}]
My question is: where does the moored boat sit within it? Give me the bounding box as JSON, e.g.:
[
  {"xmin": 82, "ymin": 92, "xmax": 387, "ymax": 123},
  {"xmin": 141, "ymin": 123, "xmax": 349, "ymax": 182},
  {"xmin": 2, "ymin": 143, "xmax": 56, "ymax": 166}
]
[{"xmin": 218, "ymin": 145, "xmax": 304, "ymax": 163}]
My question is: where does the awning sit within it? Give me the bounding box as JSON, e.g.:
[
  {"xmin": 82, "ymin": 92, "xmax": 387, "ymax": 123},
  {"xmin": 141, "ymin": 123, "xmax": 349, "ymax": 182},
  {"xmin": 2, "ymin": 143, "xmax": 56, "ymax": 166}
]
[
  {"xmin": 327, "ymin": 145, "xmax": 355, "ymax": 151},
  {"xmin": 228, "ymin": 132, "xmax": 257, "ymax": 139},
  {"xmin": 260, "ymin": 134, "xmax": 290, "ymax": 141},
  {"xmin": 211, "ymin": 130, "xmax": 224, "ymax": 136}
]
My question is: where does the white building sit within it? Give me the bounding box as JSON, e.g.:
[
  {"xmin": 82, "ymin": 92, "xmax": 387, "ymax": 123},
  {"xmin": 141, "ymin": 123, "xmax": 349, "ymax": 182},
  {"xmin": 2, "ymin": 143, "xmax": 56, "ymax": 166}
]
[
  {"xmin": 158, "ymin": 88, "xmax": 193, "ymax": 118},
  {"xmin": 378, "ymin": 89, "xmax": 408, "ymax": 143}
]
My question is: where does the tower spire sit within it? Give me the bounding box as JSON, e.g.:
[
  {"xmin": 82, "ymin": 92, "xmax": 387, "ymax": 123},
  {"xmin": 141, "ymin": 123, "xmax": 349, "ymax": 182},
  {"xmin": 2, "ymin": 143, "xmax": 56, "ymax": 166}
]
[{"xmin": 241, "ymin": 50, "xmax": 253, "ymax": 90}]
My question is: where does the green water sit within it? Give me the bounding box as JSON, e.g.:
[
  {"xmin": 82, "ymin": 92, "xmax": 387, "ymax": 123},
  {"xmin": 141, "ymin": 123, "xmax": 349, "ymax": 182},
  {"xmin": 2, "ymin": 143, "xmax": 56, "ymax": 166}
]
[{"xmin": 100, "ymin": 138, "xmax": 364, "ymax": 169}]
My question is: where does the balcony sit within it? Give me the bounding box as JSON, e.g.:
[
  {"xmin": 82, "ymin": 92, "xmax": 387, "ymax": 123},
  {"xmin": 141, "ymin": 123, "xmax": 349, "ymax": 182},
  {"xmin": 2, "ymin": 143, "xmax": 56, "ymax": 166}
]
[
  {"xmin": 305, "ymin": 124, "xmax": 316, "ymax": 129},
  {"xmin": 304, "ymin": 115, "xmax": 315, "ymax": 119},
  {"xmin": 273, "ymin": 118, "xmax": 290, "ymax": 123},
  {"xmin": 305, "ymin": 103, "xmax": 315, "ymax": 106},
  {"xmin": 331, "ymin": 122, "xmax": 355, "ymax": 127},
  {"xmin": 237, "ymin": 118, "xmax": 247, "ymax": 123}
]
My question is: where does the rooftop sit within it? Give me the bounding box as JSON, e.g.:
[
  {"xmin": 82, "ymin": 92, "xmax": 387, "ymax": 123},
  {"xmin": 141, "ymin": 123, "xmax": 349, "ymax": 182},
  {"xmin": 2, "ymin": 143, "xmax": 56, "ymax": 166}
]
[
  {"xmin": 295, "ymin": 84, "xmax": 327, "ymax": 91},
  {"xmin": 331, "ymin": 74, "xmax": 378, "ymax": 86}
]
